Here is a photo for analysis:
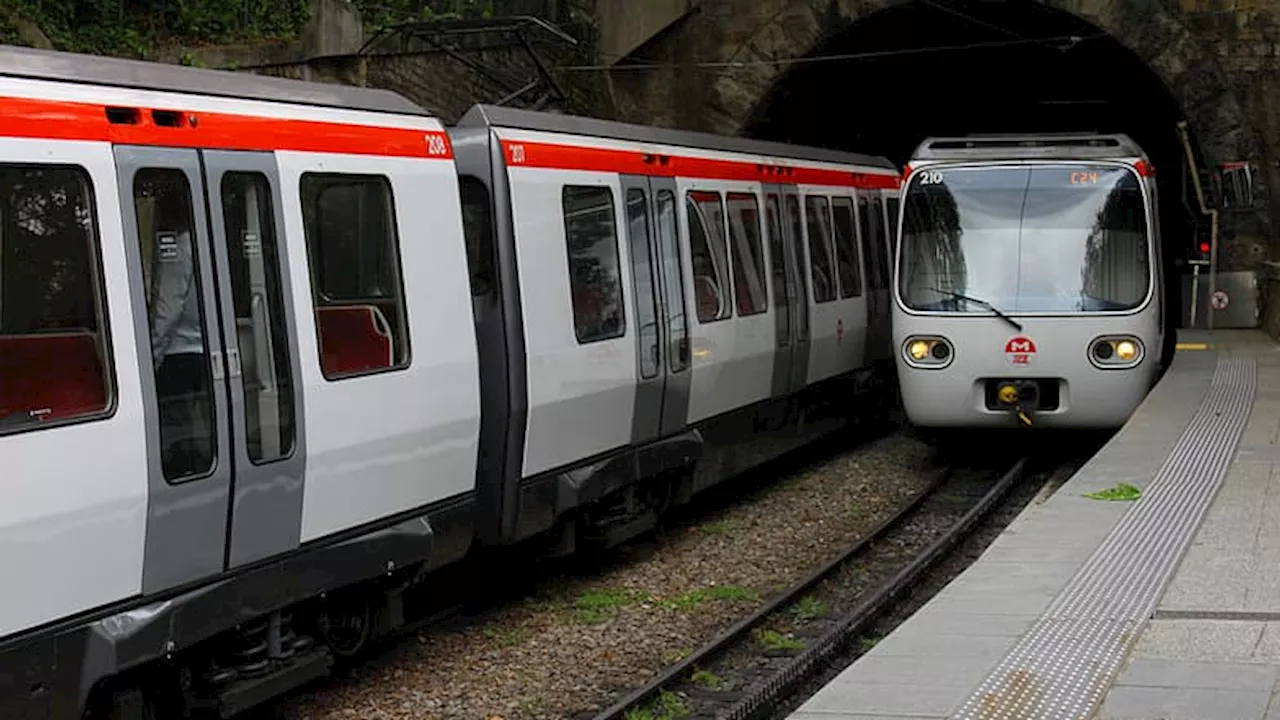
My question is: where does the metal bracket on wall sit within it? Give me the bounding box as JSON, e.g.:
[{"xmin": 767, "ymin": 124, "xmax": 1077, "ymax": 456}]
[{"xmin": 358, "ymin": 15, "xmax": 578, "ymax": 111}]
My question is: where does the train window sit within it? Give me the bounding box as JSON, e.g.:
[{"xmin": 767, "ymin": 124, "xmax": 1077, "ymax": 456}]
[
  {"xmin": 299, "ymin": 173, "xmax": 410, "ymax": 379},
  {"xmin": 133, "ymin": 168, "xmax": 216, "ymax": 481},
  {"xmin": 656, "ymin": 190, "xmax": 689, "ymax": 373},
  {"xmin": 0, "ymin": 164, "xmax": 113, "ymax": 435},
  {"xmin": 563, "ymin": 185, "xmax": 625, "ymax": 344},
  {"xmin": 687, "ymin": 190, "xmax": 732, "ymax": 323},
  {"xmin": 831, "ymin": 197, "xmax": 863, "ymax": 299},
  {"xmin": 626, "ymin": 188, "xmax": 659, "ymax": 378},
  {"xmin": 765, "ymin": 194, "xmax": 789, "ymax": 345},
  {"xmin": 459, "ymin": 175, "xmax": 496, "ymax": 298},
  {"xmin": 726, "ymin": 192, "xmax": 768, "ymax": 316},
  {"xmin": 220, "ymin": 172, "xmax": 295, "ymax": 464},
  {"xmin": 803, "ymin": 195, "xmax": 837, "ymax": 303}
]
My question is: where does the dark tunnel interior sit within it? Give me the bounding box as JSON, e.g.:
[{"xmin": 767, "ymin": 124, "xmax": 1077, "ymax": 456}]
[{"xmin": 742, "ymin": 0, "xmax": 1208, "ymax": 360}]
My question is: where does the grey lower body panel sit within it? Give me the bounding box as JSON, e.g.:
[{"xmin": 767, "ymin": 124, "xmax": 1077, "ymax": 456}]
[
  {"xmin": 0, "ymin": 491, "xmax": 475, "ymax": 720},
  {"xmin": 951, "ymin": 355, "xmax": 1257, "ymax": 720}
]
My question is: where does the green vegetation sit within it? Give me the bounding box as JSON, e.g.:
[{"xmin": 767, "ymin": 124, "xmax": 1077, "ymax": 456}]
[
  {"xmin": 0, "ymin": 0, "xmax": 496, "ymax": 59},
  {"xmin": 1083, "ymin": 482, "xmax": 1142, "ymax": 501},
  {"xmin": 754, "ymin": 628, "xmax": 805, "ymax": 651},
  {"xmin": 575, "ymin": 586, "xmax": 638, "ymax": 623},
  {"xmin": 689, "ymin": 668, "xmax": 724, "ymax": 690},
  {"xmin": 661, "ymin": 585, "xmax": 756, "ymax": 611},
  {"xmin": 624, "ymin": 691, "xmax": 690, "ymax": 720},
  {"xmin": 788, "ymin": 595, "xmax": 829, "ymax": 623}
]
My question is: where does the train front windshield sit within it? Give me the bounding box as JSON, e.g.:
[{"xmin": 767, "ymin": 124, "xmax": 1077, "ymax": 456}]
[{"xmin": 897, "ymin": 163, "xmax": 1151, "ymax": 314}]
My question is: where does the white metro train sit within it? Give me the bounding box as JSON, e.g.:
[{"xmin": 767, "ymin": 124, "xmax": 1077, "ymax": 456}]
[
  {"xmin": 0, "ymin": 46, "xmax": 903, "ymax": 718},
  {"xmin": 892, "ymin": 133, "xmax": 1164, "ymax": 430}
]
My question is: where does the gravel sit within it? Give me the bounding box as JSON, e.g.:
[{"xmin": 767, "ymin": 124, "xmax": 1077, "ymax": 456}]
[{"xmin": 264, "ymin": 429, "xmax": 943, "ymax": 720}]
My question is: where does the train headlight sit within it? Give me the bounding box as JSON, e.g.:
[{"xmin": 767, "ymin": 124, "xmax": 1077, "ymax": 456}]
[
  {"xmin": 1088, "ymin": 336, "xmax": 1144, "ymax": 369},
  {"xmin": 902, "ymin": 336, "xmax": 954, "ymax": 368}
]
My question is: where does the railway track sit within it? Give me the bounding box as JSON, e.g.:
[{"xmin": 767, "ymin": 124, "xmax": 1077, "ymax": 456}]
[{"xmin": 591, "ymin": 450, "xmax": 1080, "ymax": 720}]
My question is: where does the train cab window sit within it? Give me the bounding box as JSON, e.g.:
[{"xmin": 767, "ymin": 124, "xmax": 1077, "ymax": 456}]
[
  {"xmin": 299, "ymin": 173, "xmax": 410, "ymax": 379},
  {"xmin": 133, "ymin": 168, "xmax": 216, "ymax": 481},
  {"xmin": 563, "ymin": 185, "xmax": 625, "ymax": 343},
  {"xmin": 220, "ymin": 172, "xmax": 295, "ymax": 464},
  {"xmin": 686, "ymin": 190, "xmax": 732, "ymax": 323},
  {"xmin": 459, "ymin": 175, "xmax": 496, "ymax": 298},
  {"xmin": 726, "ymin": 192, "xmax": 767, "ymax": 316},
  {"xmin": 0, "ymin": 164, "xmax": 113, "ymax": 435},
  {"xmin": 656, "ymin": 190, "xmax": 689, "ymax": 373},
  {"xmin": 803, "ymin": 195, "xmax": 837, "ymax": 303},
  {"xmin": 626, "ymin": 188, "xmax": 659, "ymax": 378},
  {"xmin": 831, "ymin": 197, "xmax": 863, "ymax": 299}
]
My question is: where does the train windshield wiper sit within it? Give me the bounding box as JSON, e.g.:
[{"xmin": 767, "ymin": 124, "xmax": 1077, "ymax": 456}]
[{"xmin": 928, "ymin": 287, "xmax": 1023, "ymax": 332}]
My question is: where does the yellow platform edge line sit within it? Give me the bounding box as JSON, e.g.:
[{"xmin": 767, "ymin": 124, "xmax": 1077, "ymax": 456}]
[{"xmin": 1175, "ymin": 342, "xmax": 1212, "ymax": 350}]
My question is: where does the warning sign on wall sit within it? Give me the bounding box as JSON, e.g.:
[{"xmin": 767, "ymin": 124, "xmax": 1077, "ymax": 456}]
[{"xmin": 1211, "ymin": 289, "xmax": 1230, "ymax": 311}]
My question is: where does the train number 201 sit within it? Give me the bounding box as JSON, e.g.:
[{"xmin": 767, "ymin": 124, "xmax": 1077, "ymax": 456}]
[{"xmin": 917, "ymin": 170, "xmax": 944, "ymax": 185}]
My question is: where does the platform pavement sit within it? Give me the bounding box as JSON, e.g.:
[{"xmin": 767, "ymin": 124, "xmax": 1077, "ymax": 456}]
[{"xmin": 786, "ymin": 329, "xmax": 1280, "ymax": 720}]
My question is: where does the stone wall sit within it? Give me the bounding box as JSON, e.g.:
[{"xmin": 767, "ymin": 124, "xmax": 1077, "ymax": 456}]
[{"xmin": 590, "ymin": 0, "xmax": 1280, "ymax": 335}]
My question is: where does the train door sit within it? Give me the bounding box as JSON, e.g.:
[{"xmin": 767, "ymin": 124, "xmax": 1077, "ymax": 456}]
[
  {"xmin": 857, "ymin": 190, "xmax": 892, "ymax": 362},
  {"xmin": 763, "ymin": 184, "xmax": 809, "ymax": 394},
  {"xmin": 621, "ymin": 175, "xmax": 692, "ymax": 441},
  {"xmin": 115, "ymin": 147, "xmax": 302, "ymax": 594}
]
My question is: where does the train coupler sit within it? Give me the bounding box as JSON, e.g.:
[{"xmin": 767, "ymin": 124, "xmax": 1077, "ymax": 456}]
[{"xmin": 995, "ymin": 382, "xmax": 1034, "ymax": 427}]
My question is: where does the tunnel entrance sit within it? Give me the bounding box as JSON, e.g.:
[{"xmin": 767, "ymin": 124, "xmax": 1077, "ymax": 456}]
[{"xmin": 742, "ymin": 0, "xmax": 1211, "ymax": 363}]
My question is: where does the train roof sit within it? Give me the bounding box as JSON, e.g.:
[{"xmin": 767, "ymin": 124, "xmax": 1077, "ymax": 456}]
[
  {"xmin": 909, "ymin": 133, "xmax": 1147, "ymax": 162},
  {"xmin": 458, "ymin": 104, "xmax": 898, "ymax": 172},
  {"xmin": 0, "ymin": 44, "xmax": 430, "ymax": 117}
]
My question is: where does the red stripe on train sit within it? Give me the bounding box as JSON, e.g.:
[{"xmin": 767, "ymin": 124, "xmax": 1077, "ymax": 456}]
[
  {"xmin": 0, "ymin": 96, "xmax": 453, "ymax": 159},
  {"xmin": 502, "ymin": 140, "xmax": 901, "ymax": 189}
]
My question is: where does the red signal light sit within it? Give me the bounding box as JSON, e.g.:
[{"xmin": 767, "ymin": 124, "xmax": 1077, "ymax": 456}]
[{"xmin": 1199, "ymin": 242, "xmax": 1211, "ymax": 254}]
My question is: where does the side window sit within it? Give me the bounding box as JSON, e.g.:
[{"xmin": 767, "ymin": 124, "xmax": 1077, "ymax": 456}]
[
  {"xmin": 656, "ymin": 190, "xmax": 688, "ymax": 372},
  {"xmin": 765, "ymin": 194, "xmax": 789, "ymax": 344},
  {"xmin": 832, "ymin": 197, "xmax": 862, "ymax": 299},
  {"xmin": 563, "ymin": 185, "xmax": 625, "ymax": 344},
  {"xmin": 626, "ymin": 188, "xmax": 659, "ymax": 378},
  {"xmin": 459, "ymin": 175, "xmax": 497, "ymax": 298},
  {"xmin": 134, "ymin": 168, "xmax": 216, "ymax": 481},
  {"xmin": 299, "ymin": 173, "xmax": 410, "ymax": 379},
  {"xmin": 686, "ymin": 190, "xmax": 732, "ymax": 323},
  {"xmin": 0, "ymin": 164, "xmax": 113, "ymax": 434},
  {"xmin": 804, "ymin": 195, "xmax": 837, "ymax": 303},
  {"xmin": 220, "ymin": 172, "xmax": 295, "ymax": 463},
  {"xmin": 726, "ymin": 192, "xmax": 767, "ymax": 316}
]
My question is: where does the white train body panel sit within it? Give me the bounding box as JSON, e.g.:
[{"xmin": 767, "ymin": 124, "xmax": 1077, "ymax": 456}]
[
  {"xmin": 676, "ymin": 177, "xmax": 774, "ymax": 424},
  {"xmin": 275, "ymin": 152, "xmax": 480, "ymax": 542},
  {"xmin": 504, "ymin": 163, "xmax": 638, "ymax": 477},
  {"xmin": 893, "ymin": 312, "xmax": 1161, "ymax": 428},
  {"xmin": 0, "ymin": 137, "xmax": 148, "ymax": 638}
]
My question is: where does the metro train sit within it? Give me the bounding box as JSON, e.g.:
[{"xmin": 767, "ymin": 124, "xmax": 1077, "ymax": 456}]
[
  {"xmin": 892, "ymin": 133, "xmax": 1164, "ymax": 430},
  {"xmin": 0, "ymin": 45, "xmax": 903, "ymax": 718}
]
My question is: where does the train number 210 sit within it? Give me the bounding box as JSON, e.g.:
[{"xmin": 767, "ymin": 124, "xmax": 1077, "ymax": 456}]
[{"xmin": 917, "ymin": 170, "xmax": 944, "ymax": 185}]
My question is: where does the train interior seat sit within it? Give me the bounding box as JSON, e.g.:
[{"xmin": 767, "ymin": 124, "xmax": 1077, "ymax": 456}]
[{"xmin": 0, "ymin": 331, "xmax": 107, "ymax": 423}]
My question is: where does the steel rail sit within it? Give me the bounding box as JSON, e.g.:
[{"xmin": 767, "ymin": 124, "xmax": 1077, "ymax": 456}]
[{"xmin": 591, "ymin": 457, "xmax": 1029, "ymax": 720}]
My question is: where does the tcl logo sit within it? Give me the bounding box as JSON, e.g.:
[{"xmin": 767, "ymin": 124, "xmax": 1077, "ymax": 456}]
[{"xmin": 1005, "ymin": 336, "xmax": 1037, "ymax": 366}]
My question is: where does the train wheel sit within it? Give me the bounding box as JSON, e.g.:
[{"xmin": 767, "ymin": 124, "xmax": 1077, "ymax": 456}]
[{"xmin": 317, "ymin": 593, "xmax": 372, "ymax": 659}]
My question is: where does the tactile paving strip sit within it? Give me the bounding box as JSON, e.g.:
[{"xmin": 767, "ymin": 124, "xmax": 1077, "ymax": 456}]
[{"xmin": 950, "ymin": 355, "xmax": 1257, "ymax": 720}]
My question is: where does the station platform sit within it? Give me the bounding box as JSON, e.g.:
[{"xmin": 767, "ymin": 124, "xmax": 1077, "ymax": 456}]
[{"xmin": 788, "ymin": 329, "xmax": 1280, "ymax": 720}]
